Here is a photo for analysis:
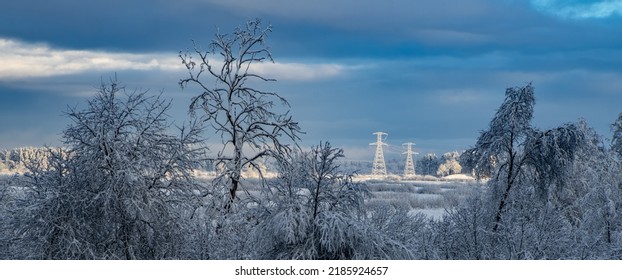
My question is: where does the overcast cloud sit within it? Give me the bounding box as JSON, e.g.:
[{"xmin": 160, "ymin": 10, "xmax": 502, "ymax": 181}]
[{"xmin": 1, "ymin": 0, "xmax": 622, "ymax": 161}]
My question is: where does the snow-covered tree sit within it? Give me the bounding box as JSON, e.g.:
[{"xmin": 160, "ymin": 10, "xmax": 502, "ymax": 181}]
[
  {"xmin": 255, "ymin": 142, "xmax": 410, "ymax": 259},
  {"xmin": 180, "ymin": 18, "xmax": 302, "ymax": 208},
  {"xmin": 18, "ymin": 79, "xmax": 205, "ymax": 259},
  {"xmin": 612, "ymin": 112, "xmax": 622, "ymax": 158},
  {"xmin": 470, "ymin": 83, "xmax": 535, "ymax": 232},
  {"xmin": 458, "ymin": 82, "xmax": 622, "ymax": 259},
  {"xmin": 0, "ymin": 150, "xmax": 14, "ymax": 170},
  {"xmin": 0, "ymin": 155, "xmax": 6, "ymax": 172},
  {"xmin": 437, "ymin": 151, "xmax": 462, "ymax": 177},
  {"xmin": 440, "ymin": 121, "xmax": 600, "ymax": 259},
  {"xmin": 416, "ymin": 153, "xmax": 440, "ymax": 176},
  {"xmin": 0, "ymin": 148, "xmax": 49, "ymax": 173},
  {"xmin": 562, "ymin": 120, "xmax": 622, "ymax": 258}
]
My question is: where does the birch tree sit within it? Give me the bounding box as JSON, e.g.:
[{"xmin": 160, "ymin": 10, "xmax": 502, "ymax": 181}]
[
  {"xmin": 471, "ymin": 83, "xmax": 535, "ymax": 232},
  {"xmin": 465, "ymin": 83, "xmax": 616, "ymax": 258},
  {"xmin": 179, "ymin": 19, "xmax": 302, "ymax": 208}
]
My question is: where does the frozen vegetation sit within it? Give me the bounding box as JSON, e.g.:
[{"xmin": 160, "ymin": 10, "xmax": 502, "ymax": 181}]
[{"xmin": 3, "ymin": 20, "xmax": 622, "ymax": 260}]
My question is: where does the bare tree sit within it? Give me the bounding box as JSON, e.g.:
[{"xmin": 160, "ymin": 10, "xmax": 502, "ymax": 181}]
[{"xmin": 179, "ymin": 19, "xmax": 302, "ymax": 208}]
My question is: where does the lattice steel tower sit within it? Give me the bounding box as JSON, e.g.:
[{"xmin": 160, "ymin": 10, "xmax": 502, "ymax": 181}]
[
  {"xmin": 370, "ymin": 132, "xmax": 388, "ymax": 176},
  {"xmin": 402, "ymin": 142, "xmax": 418, "ymax": 177}
]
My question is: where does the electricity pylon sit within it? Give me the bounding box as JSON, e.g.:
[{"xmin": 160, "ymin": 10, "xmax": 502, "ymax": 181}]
[
  {"xmin": 370, "ymin": 132, "xmax": 388, "ymax": 176},
  {"xmin": 402, "ymin": 142, "xmax": 418, "ymax": 177}
]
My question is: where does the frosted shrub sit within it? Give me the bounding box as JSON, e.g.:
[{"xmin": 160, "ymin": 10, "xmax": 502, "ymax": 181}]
[
  {"xmin": 16, "ymin": 79, "xmax": 205, "ymax": 259},
  {"xmin": 255, "ymin": 142, "xmax": 411, "ymax": 259}
]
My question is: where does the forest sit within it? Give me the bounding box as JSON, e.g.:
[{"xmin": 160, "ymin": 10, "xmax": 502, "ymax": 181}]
[{"xmin": 2, "ymin": 19, "xmax": 622, "ymax": 260}]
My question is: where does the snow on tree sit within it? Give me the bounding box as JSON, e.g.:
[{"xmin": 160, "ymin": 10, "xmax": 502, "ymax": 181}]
[
  {"xmin": 254, "ymin": 142, "xmax": 411, "ymax": 259},
  {"xmin": 470, "ymin": 83, "xmax": 535, "ymax": 232},
  {"xmin": 17, "ymin": 79, "xmax": 205, "ymax": 259},
  {"xmin": 0, "ymin": 154, "xmax": 6, "ymax": 172},
  {"xmin": 562, "ymin": 120, "xmax": 622, "ymax": 258},
  {"xmin": 437, "ymin": 151, "xmax": 462, "ymax": 177},
  {"xmin": 524, "ymin": 122, "xmax": 588, "ymax": 201},
  {"xmin": 456, "ymin": 82, "xmax": 622, "ymax": 259},
  {"xmin": 416, "ymin": 153, "xmax": 440, "ymax": 176},
  {"xmin": 612, "ymin": 112, "xmax": 622, "ymax": 158},
  {"xmin": 179, "ymin": 18, "xmax": 302, "ymax": 209},
  {"xmin": 517, "ymin": 120, "xmax": 620, "ymax": 259},
  {"xmin": 0, "ymin": 147, "xmax": 53, "ymax": 173}
]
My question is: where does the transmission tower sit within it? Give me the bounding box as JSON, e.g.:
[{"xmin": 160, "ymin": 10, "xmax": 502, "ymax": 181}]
[
  {"xmin": 370, "ymin": 132, "xmax": 388, "ymax": 176},
  {"xmin": 402, "ymin": 142, "xmax": 418, "ymax": 177}
]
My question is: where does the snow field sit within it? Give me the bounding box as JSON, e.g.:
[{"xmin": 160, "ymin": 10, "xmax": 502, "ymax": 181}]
[{"xmin": 230, "ymin": 177, "xmax": 479, "ymax": 220}]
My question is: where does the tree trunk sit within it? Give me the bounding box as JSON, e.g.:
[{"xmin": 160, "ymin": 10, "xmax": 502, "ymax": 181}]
[{"xmin": 493, "ymin": 150, "xmax": 515, "ymax": 233}]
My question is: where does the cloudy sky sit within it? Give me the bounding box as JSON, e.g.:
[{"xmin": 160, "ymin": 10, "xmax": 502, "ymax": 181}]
[{"xmin": 1, "ymin": 0, "xmax": 622, "ymax": 161}]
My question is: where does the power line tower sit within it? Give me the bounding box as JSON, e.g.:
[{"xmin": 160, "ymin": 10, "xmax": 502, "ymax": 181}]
[
  {"xmin": 370, "ymin": 132, "xmax": 388, "ymax": 176},
  {"xmin": 402, "ymin": 142, "xmax": 418, "ymax": 177}
]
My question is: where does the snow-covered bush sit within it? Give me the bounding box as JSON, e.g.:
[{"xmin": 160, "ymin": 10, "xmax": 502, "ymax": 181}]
[
  {"xmin": 254, "ymin": 142, "xmax": 411, "ymax": 259},
  {"xmin": 436, "ymin": 151, "xmax": 462, "ymax": 177},
  {"xmin": 449, "ymin": 84, "xmax": 622, "ymax": 259},
  {"xmin": 15, "ymin": 79, "xmax": 205, "ymax": 259}
]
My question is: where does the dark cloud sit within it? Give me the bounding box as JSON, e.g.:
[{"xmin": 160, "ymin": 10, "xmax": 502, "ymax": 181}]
[
  {"xmin": 2, "ymin": 0, "xmax": 622, "ymax": 158},
  {"xmin": 0, "ymin": 0, "xmax": 245, "ymax": 51},
  {"xmin": 3, "ymin": 0, "xmax": 621, "ymax": 59}
]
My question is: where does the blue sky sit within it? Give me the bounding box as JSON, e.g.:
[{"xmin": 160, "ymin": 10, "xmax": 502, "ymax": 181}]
[{"xmin": 1, "ymin": 0, "xmax": 622, "ymax": 161}]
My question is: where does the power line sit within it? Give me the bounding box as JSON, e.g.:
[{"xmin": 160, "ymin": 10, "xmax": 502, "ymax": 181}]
[
  {"xmin": 370, "ymin": 132, "xmax": 388, "ymax": 176},
  {"xmin": 402, "ymin": 142, "xmax": 418, "ymax": 177}
]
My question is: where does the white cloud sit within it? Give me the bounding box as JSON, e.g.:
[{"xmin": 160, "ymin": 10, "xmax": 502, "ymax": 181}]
[
  {"xmin": 0, "ymin": 38, "xmax": 182, "ymax": 80},
  {"xmin": 531, "ymin": 0, "xmax": 622, "ymax": 19},
  {"xmin": 251, "ymin": 62, "xmax": 343, "ymax": 81},
  {"xmin": 0, "ymin": 38, "xmax": 345, "ymax": 81}
]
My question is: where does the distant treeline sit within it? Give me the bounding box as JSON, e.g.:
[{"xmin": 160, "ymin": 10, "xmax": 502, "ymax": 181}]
[
  {"xmin": 338, "ymin": 151, "xmax": 466, "ymax": 177},
  {"xmin": 0, "ymin": 147, "xmax": 54, "ymax": 173},
  {"xmin": 2, "ymin": 147, "xmax": 468, "ymax": 178}
]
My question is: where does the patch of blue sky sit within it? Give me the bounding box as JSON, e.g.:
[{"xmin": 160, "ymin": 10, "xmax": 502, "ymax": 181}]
[{"xmin": 531, "ymin": 0, "xmax": 622, "ymax": 19}]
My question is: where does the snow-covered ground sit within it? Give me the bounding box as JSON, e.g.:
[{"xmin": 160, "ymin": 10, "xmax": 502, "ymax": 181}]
[
  {"xmin": 363, "ymin": 177, "xmax": 481, "ymax": 220},
  {"xmin": 2, "ymin": 167, "xmax": 480, "ymax": 221},
  {"xmin": 228, "ymin": 173, "xmax": 479, "ymax": 221},
  {"xmin": 353, "ymin": 173, "xmax": 478, "ymax": 182},
  {"xmin": 409, "ymin": 208, "xmax": 447, "ymax": 220}
]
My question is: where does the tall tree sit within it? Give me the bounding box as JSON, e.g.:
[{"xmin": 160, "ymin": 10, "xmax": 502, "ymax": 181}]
[
  {"xmin": 471, "ymin": 83, "xmax": 535, "ymax": 232},
  {"xmin": 179, "ymin": 19, "xmax": 302, "ymax": 208},
  {"xmin": 20, "ymin": 79, "xmax": 204, "ymax": 259},
  {"xmin": 416, "ymin": 153, "xmax": 439, "ymax": 176},
  {"xmin": 611, "ymin": 112, "xmax": 622, "ymax": 158}
]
